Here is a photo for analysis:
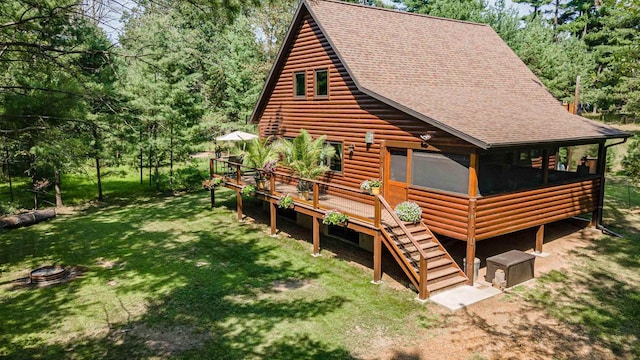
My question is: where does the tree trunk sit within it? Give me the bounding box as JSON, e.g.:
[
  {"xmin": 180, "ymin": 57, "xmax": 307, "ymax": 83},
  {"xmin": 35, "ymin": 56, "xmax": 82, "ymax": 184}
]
[
  {"xmin": 139, "ymin": 126, "xmax": 143, "ymax": 185},
  {"xmin": 170, "ymin": 122, "xmax": 174, "ymax": 188},
  {"xmin": 154, "ymin": 124, "xmax": 160, "ymax": 191},
  {"xmin": 32, "ymin": 175, "xmax": 38, "ymax": 210},
  {"xmin": 5, "ymin": 146, "xmax": 13, "ymax": 202},
  {"xmin": 93, "ymin": 127, "xmax": 103, "ymax": 202},
  {"xmin": 553, "ymin": 0, "xmax": 559, "ymax": 30},
  {"xmin": 29, "ymin": 154, "xmax": 38, "ymax": 209},
  {"xmin": 148, "ymin": 124, "xmax": 152, "ymax": 187},
  {"xmin": 54, "ymin": 167, "xmax": 63, "ymax": 208},
  {"xmin": 96, "ymin": 156, "xmax": 103, "ymax": 202}
]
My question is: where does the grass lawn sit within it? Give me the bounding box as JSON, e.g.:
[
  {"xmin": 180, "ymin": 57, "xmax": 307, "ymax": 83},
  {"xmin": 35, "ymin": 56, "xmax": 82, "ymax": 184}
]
[
  {"xmin": 523, "ymin": 178, "xmax": 640, "ymax": 358},
  {"xmin": 0, "ymin": 188, "xmax": 434, "ymax": 359}
]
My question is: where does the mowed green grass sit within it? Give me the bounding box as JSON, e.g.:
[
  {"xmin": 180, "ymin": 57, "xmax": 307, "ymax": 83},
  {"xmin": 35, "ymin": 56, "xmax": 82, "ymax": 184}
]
[
  {"xmin": 524, "ymin": 179, "xmax": 640, "ymax": 359},
  {"xmin": 0, "ymin": 167, "xmax": 159, "ymax": 212},
  {"xmin": 0, "ymin": 188, "xmax": 433, "ymax": 359}
]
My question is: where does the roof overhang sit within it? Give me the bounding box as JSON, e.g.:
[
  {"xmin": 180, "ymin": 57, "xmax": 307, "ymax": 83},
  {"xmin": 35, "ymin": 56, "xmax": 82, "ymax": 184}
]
[{"xmin": 250, "ymin": 0, "xmax": 633, "ymax": 149}]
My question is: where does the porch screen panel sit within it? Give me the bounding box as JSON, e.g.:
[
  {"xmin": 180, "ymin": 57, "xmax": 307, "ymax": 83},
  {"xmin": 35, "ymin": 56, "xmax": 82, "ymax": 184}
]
[
  {"xmin": 390, "ymin": 150, "xmax": 407, "ymax": 182},
  {"xmin": 411, "ymin": 151, "xmax": 469, "ymax": 194}
]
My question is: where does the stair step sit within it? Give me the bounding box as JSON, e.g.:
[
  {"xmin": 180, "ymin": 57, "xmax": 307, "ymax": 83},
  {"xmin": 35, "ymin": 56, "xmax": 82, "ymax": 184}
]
[
  {"xmin": 407, "ymin": 250, "xmax": 446, "ymax": 263},
  {"xmin": 397, "ymin": 239, "xmax": 438, "ymax": 252},
  {"xmin": 426, "ymin": 257, "xmax": 453, "ymax": 270},
  {"xmin": 394, "ymin": 233, "xmax": 432, "ymax": 243},
  {"xmin": 427, "ymin": 276, "xmax": 467, "ymax": 294},
  {"xmin": 426, "ymin": 266, "xmax": 460, "ymax": 282},
  {"xmin": 395, "ymin": 233, "xmax": 433, "ymax": 244}
]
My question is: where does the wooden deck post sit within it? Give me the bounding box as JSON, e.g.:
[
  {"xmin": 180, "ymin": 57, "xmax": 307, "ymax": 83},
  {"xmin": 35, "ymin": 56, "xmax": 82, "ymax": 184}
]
[
  {"xmin": 312, "ymin": 216, "xmax": 320, "ymax": 256},
  {"xmin": 236, "ymin": 190, "xmax": 243, "ymax": 221},
  {"xmin": 592, "ymin": 143, "xmax": 606, "ymax": 227},
  {"xmin": 270, "ymin": 175, "xmax": 275, "ymax": 195},
  {"xmin": 418, "ymin": 256, "xmax": 428, "ymax": 300},
  {"xmin": 466, "ymin": 151, "xmax": 479, "ymax": 285},
  {"xmin": 270, "ymin": 201, "xmax": 277, "ymax": 236},
  {"xmin": 312, "ymin": 182, "xmax": 319, "ymax": 208},
  {"xmin": 236, "ymin": 164, "xmax": 241, "ymax": 184},
  {"xmin": 535, "ymin": 224, "xmax": 544, "ymax": 253},
  {"xmin": 373, "ymin": 232, "xmax": 382, "ymax": 283},
  {"xmin": 465, "ymin": 198, "xmax": 477, "ymax": 285},
  {"xmin": 374, "ymin": 195, "xmax": 381, "ymax": 228}
]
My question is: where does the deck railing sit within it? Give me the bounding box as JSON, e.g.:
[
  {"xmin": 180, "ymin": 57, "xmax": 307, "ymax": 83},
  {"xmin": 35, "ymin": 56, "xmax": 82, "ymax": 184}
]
[{"xmin": 210, "ymin": 158, "xmax": 376, "ymax": 223}]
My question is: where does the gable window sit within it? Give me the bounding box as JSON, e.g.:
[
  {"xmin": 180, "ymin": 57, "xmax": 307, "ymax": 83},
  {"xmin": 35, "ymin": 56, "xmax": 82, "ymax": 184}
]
[
  {"xmin": 294, "ymin": 72, "xmax": 306, "ymax": 98},
  {"xmin": 315, "ymin": 69, "xmax": 328, "ymax": 97},
  {"xmin": 325, "ymin": 141, "xmax": 342, "ymax": 172}
]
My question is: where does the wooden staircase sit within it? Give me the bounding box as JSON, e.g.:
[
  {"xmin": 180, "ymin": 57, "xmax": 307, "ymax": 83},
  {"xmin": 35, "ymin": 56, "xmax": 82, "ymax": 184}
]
[{"xmin": 377, "ymin": 196, "xmax": 467, "ymax": 299}]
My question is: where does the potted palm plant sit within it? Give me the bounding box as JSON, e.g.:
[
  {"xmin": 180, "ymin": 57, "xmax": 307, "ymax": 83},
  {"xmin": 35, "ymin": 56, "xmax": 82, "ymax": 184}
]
[
  {"xmin": 273, "ymin": 129, "xmax": 336, "ymax": 201},
  {"xmin": 242, "ymin": 137, "xmax": 278, "ymax": 190}
]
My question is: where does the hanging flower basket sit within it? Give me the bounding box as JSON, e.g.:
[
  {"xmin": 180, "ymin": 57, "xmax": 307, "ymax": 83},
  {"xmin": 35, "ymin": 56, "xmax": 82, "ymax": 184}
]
[
  {"xmin": 323, "ymin": 210, "xmax": 349, "ymax": 226},
  {"xmin": 278, "ymin": 194, "xmax": 294, "ymax": 209},
  {"xmin": 241, "ymin": 185, "xmax": 256, "ymax": 197}
]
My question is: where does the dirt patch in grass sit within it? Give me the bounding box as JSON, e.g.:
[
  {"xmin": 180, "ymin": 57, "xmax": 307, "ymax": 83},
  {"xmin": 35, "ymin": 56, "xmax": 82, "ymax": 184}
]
[
  {"xmin": 128, "ymin": 324, "xmax": 209, "ymax": 355},
  {"xmin": 271, "ymin": 279, "xmax": 312, "ymax": 292}
]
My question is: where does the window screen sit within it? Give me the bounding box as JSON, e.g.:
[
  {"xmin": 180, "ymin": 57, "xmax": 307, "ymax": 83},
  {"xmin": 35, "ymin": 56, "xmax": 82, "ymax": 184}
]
[
  {"xmin": 294, "ymin": 72, "xmax": 305, "ymax": 97},
  {"xmin": 326, "ymin": 142, "xmax": 342, "ymax": 172},
  {"xmin": 411, "ymin": 151, "xmax": 469, "ymax": 194},
  {"xmin": 390, "ymin": 150, "xmax": 407, "ymax": 182},
  {"xmin": 315, "ymin": 69, "xmax": 328, "ymax": 97}
]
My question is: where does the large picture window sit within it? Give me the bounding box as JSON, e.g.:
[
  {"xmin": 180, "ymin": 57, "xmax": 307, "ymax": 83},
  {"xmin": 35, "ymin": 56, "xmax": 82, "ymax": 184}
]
[
  {"xmin": 294, "ymin": 72, "xmax": 305, "ymax": 98},
  {"xmin": 411, "ymin": 151, "xmax": 469, "ymax": 194},
  {"xmin": 315, "ymin": 69, "xmax": 328, "ymax": 97}
]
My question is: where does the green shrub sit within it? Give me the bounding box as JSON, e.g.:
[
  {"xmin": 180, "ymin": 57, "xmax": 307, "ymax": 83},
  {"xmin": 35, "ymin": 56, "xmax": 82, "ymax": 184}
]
[{"xmin": 395, "ymin": 201, "xmax": 422, "ymax": 223}]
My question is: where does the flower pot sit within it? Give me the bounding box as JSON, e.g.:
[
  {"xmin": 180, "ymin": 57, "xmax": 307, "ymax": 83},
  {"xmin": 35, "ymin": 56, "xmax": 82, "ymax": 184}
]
[
  {"xmin": 299, "ymin": 191, "xmax": 310, "ymax": 201},
  {"xmin": 256, "ymin": 179, "xmax": 266, "ymax": 190},
  {"xmin": 370, "ymin": 187, "xmax": 381, "ymax": 195}
]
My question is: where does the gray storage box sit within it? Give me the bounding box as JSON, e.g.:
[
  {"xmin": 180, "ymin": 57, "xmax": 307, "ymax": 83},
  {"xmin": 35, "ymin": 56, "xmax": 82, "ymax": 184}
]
[{"xmin": 485, "ymin": 250, "xmax": 535, "ymax": 287}]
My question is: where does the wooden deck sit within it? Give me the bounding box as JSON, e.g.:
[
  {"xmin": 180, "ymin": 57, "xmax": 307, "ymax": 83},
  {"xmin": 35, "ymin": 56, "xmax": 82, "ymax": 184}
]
[
  {"xmin": 211, "ymin": 162, "xmax": 468, "ymax": 298},
  {"xmin": 227, "ymin": 173, "xmax": 395, "ymax": 226}
]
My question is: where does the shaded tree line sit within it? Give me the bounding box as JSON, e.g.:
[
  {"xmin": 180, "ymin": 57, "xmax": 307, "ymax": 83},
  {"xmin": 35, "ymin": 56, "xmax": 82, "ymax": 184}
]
[{"xmin": 1, "ymin": 0, "xmax": 638, "ymax": 211}]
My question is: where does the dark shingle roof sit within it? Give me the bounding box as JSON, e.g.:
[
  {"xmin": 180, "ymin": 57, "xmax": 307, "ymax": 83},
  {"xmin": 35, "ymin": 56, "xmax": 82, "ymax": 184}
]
[{"xmin": 253, "ymin": 0, "xmax": 631, "ymax": 148}]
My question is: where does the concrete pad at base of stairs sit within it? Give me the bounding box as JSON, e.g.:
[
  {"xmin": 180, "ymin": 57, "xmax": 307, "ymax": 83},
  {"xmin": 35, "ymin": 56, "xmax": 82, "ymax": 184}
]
[
  {"xmin": 528, "ymin": 251, "xmax": 550, "ymax": 258},
  {"xmin": 429, "ymin": 285, "xmax": 502, "ymax": 311}
]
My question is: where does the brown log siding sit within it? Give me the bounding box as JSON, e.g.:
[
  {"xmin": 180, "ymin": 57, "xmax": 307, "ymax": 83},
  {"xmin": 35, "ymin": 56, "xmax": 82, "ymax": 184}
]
[
  {"xmin": 257, "ymin": 13, "xmax": 468, "ymax": 194},
  {"xmin": 256, "ymin": 11, "xmax": 601, "ymax": 243},
  {"xmin": 475, "ymin": 178, "xmax": 600, "ymax": 240},
  {"xmin": 408, "ymin": 187, "xmax": 470, "ymax": 240}
]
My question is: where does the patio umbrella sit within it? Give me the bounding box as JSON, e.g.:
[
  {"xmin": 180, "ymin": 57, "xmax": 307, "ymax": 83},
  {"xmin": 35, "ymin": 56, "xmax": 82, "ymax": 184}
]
[
  {"xmin": 215, "ymin": 130, "xmax": 258, "ymax": 156},
  {"xmin": 215, "ymin": 131, "xmax": 258, "ymax": 142}
]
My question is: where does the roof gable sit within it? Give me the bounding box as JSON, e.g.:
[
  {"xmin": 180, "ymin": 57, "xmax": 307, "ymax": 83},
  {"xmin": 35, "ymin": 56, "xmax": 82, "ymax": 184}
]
[{"xmin": 251, "ymin": 0, "xmax": 630, "ymax": 148}]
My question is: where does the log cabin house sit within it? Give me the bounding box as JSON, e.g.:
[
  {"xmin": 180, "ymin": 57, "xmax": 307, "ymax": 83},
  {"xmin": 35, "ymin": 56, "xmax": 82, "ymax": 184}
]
[{"xmin": 211, "ymin": 0, "xmax": 631, "ymax": 299}]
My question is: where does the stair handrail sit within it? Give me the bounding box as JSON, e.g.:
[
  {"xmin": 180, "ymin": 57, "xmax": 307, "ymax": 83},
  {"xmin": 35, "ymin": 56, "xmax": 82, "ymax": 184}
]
[{"xmin": 377, "ymin": 194, "xmax": 429, "ymax": 299}]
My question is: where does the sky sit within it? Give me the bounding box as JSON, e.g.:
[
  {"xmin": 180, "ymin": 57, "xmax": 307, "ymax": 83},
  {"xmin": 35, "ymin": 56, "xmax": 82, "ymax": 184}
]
[{"xmin": 99, "ymin": 0, "xmax": 532, "ymax": 42}]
